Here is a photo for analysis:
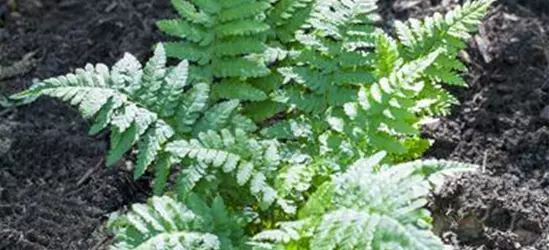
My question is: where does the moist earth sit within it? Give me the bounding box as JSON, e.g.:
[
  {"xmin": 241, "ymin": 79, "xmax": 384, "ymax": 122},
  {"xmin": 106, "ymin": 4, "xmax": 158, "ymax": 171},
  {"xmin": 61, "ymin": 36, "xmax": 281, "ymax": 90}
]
[{"xmin": 1, "ymin": 0, "xmax": 549, "ymax": 249}]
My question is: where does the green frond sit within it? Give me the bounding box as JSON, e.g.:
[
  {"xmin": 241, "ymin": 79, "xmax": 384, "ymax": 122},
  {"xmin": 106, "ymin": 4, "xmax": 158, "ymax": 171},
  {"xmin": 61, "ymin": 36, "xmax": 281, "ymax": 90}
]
[
  {"xmin": 252, "ymin": 220, "xmax": 308, "ymax": 246},
  {"xmin": 135, "ymin": 121, "xmax": 175, "ymax": 179},
  {"xmin": 395, "ymin": 0, "xmax": 493, "ymax": 57},
  {"xmin": 108, "ymin": 196, "xmax": 221, "ymax": 250},
  {"xmin": 275, "ymin": 164, "xmax": 314, "ymax": 197},
  {"xmin": 157, "ymin": 19, "xmax": 213, "ymax": 45},
  {"xmin": 170, "ymin": 0, "xmax": 214, "ymax": 26},
  {"xmin": 261, "ymin": 119, "xmax": 312, "ymax": 140},
  {"xmin": 311, "ymin": 210, "xmax": 444, "ymax": 250},
  {"xmin": 213, "ymin": 58, "xmax": 270, "ymax": 78},
  {"xmin": 268, "ymin": 0, "xmax": 315, "ymax": 42},
  {"xmin": 242, "ymin": 100, "xmax": 286, "ymax": 122},
  {"xmin": 176, "ymin": 163, "xmax": 209, "ymax": 199},
  {"xmin": 158, "ymin": 0, "xmax": 270, "ymax": 80},
  {"xmin": 165, "ymin": 129, "xmax": 283, "ymax": 206},
  {"xmin": 269, "ymin": 0, "xmax": 313, "ymax": 26},
  {"xmin": 214, "ymin": 38, "xmax": 266, "ymax": 57},
  {"xmin": 375, "ymin": 31, "xmax": 400, "ymax": 77},
  {"xmin": 253, "ymin": 152, "xmax": 474, "ymax": 249},
  {"xmin": 218, "ymin": 2, "xmax": 270, "ymax": 22},
  {"xmin": 159, "ymin": 60, "xmax": 191, "ymax": 117},
  {"xmin": 175, "ymin": 82, "xmax": 210, "ymax": 134},
  {"xmin": 164, "ymin": 42, "xmax": 212, "ymax": 65},
  {"xmin": 369, "ymin": 48, "xmax": 443, "ymax": 103},
  {"xmin": 212, "ymin": 80, "xmax": 268, "ymax": 102},
  {"xmin": 297, "ymin": 181, "xmax": 334, "ymax": 219},
  {"xmin": 193, "ymin": 100, "xmax": 240, "ymax": 134},
  {"xmin": 215, "ymin": 20, "xmax": 270, "ymax": 38},
  {"xmin": 109, "ymin": 195, "xmax": 251, "ymax": 250},
  {"xmin": 272, "ymin": 88, "xmax": 327, "ymax": 114},
  {"xmin": 12, "ymin": 59, "xmax": 172, "ymax": 168},
  {"xmin": 306, "ymin": 0, "xmax": 378, "ymax": 39},
  {"xmin": 12, "ymin": 44, "xmax": 254, "ymax": 191},
  {"xmin": 189, "ymin": 0, "xmax": 221, "ymax": 14}
]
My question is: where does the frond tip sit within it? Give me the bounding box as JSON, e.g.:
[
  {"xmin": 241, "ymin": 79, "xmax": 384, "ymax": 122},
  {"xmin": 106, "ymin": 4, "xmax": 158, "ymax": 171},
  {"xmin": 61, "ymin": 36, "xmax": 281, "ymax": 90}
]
[{"xmin": 13, "ymin": 44, "xmax": 192, "ymax": 178}]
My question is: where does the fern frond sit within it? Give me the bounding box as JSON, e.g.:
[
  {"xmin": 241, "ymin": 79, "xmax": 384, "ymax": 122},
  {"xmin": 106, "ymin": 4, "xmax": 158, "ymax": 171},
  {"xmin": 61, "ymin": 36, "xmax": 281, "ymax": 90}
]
[
  {"xmin": 176, "ymin": 163, "xmax": 209, "ymax": 199},
  {"xmin": 375, "ymin": 30, "xmax": 400, "ymax": 77},
  {"xmin": 268, "ymin": 0, "xmax": 314, "ymax": 42},
  {"xmin": 212, "ymin": 80, "xmax": 268, "ymax": 102},
  {"xmin": 269, "ymin": 0, "xmax": 313, "ymax": 25},
  {"xmin": 253, "ymin": 152, "xmax": 476, "ymax": 249},
  {"xmin": 242, "ymin": 100, "xmax": 286, "ymax": 122},
  {"xmin": 13, "ymin": 59, "xmax": 172, "ymax": 168},
  {"xmin": 159, "ymin": 0, "xmax": 272, "ymax": 81},
  {"xmin": 261, "ymin": 118, "xmax": 312, "ymax": 140},
  {"xmin": 13, "ymin": 44, "xmax": 256, "ymax": 187},
  {"xmin": 164, "ymin": 42, "xmax": 212, "ymax": 65},
  {"xmin": 311, "ymin": 209, "xmax": 444, "ymax": 250},
  {"xmin": 171, "ymin": 0, "xmax": 214, "ymax": 26},
  {"xmin": 307, "ymin": 0, "xmax": 378, "ymax": 39},
  {"xmin": 175, "ymin": 82, "xmax": 210, "ymax": 133},
  {"xmin": 218, "ymin": 2, "xmax": 270, "ymax": 22},
  {"xmin": 395, "ymin": 0, "xmax": 494, "ymax": 49},
  {"xmin": 214, "ymin": 38, "xmax": 266, "ymax": 57},
  {"xmin": 109, "ymin": 195, "xmax": 251, "ymax": 250},
  {"xmin": 165, "ymin": 129, "xmax": 284, "ymax": 207},
  {"xmin": 213, "ymin": 58, "xmax": 271, "ymax": 78},
  {"xmin": 157, "ymin": 19, "xmax": 214, "ymax": 45},
  {"xmin": 193, "ymin": 100, "xmax": 240, "ymax": 134},
  {"xmin": 108, "ymin": 196, "xmax": 221, "ymax": 250},
  {"xmin": 395, "ymin": 0, "xmax": 493, "ymax": 83},
  {"xmin": 275, "ymin": 164, "xmax": 313, "ymax": 197},
  {"xmin": 135, "ymin": 121, "xmax": 174, "ymax": 179}
]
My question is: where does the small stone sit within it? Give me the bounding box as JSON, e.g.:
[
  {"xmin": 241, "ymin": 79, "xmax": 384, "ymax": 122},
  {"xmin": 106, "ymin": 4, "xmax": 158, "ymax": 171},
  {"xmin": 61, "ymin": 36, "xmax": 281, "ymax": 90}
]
[
  {"xmin": 539, "ymin": 105, "xmax": 549, "ymax": 120},
  {"xmin": 0, "ymin": 138, "xmax": 12, "ymax": 155}
]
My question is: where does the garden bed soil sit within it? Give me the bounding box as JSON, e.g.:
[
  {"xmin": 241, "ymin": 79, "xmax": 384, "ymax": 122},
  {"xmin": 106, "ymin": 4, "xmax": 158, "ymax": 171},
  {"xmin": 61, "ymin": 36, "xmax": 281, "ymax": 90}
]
[{"xmin": 0, "ymin": 0, "xmax": 548, "ymax": 249}]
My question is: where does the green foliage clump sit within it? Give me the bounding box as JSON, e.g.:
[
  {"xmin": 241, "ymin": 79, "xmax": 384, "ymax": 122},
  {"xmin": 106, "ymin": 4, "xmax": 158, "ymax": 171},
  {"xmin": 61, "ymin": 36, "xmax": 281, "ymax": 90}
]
[
  {"xmin": 13, "ymin": 0, "xmax": 494, "ymax": 249},
  {"xmin": 251, "ymin": 152, "xmax": 476, "ymax": 250},
  {"xmin": 108, "ymin": 195, "xmax": 251, "ymax": 250},
  {"xmin": 13, "ymin": 45, "xmax": 292, "ymax": 210},
  {"xmin": 108, "ymin": 153, "xmax": 476, "ymax": 250},
  {"xmin": 159, "ymin": 0, "xmax": 493, "ymax": 163}
]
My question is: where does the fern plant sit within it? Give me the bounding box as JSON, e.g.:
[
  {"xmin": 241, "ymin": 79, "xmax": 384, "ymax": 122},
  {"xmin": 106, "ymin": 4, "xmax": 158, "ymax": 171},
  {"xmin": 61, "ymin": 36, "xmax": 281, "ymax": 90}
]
[
  {"xmin": 107, "ymin": 152, "xmax": 476, "ymax": 250},
  {"xmin": 160, "ymin": 0, "xmax": 494, "ymax": 163},
  {"xmin": 251, "ymin": 152, "xmax": 476, "ymax": 250},
  {"xmin": 13, "ymin": 0, "xmax": 494, "ymax": 249}
]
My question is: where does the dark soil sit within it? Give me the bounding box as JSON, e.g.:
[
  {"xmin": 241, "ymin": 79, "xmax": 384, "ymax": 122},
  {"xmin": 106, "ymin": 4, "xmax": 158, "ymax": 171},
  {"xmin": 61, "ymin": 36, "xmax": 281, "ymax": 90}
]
[
  {"xmin": 1, "ymin": 0, "xmax": 549, "ymax": 249},
  {"xmin": 0, "ymin": 0, "xmax": 173, "ymax": 249}
]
